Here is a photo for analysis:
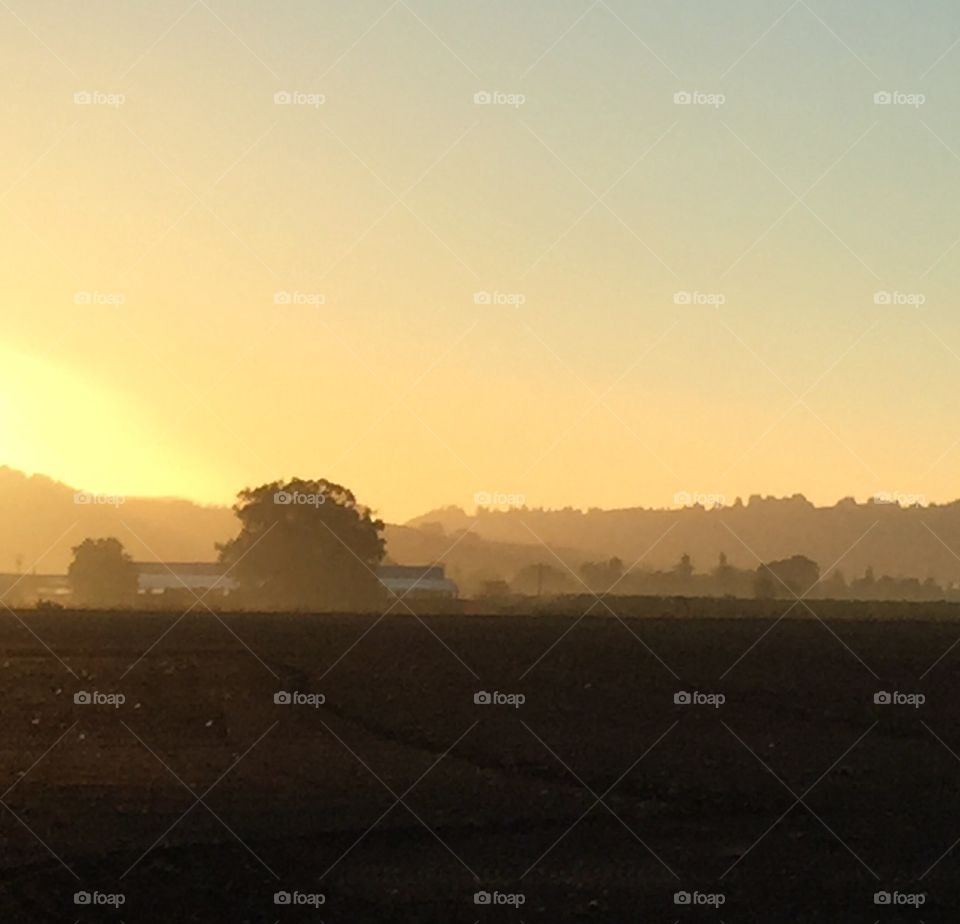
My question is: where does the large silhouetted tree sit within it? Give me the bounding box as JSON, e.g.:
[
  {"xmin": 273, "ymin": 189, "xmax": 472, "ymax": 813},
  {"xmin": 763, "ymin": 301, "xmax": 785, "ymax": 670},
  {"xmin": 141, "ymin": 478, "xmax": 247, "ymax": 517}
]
[
  {"xmin": 68, "ymin": 537, "xmax": 138, "ymax": 607},
  {"xmin": 218, "ymin": 478, "xmax": 386, "ymax": 610}
]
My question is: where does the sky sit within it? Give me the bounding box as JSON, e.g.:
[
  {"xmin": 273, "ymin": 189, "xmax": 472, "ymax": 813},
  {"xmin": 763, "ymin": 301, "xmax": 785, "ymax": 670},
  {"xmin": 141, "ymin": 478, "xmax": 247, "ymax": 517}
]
[{"xmin": 3, "ymin": 0, "xmax": 960, "ymax": 522}]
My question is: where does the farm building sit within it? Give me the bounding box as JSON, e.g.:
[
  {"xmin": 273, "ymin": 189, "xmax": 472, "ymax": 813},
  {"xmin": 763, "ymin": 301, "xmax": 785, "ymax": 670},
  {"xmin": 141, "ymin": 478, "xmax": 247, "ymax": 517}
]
[
  {"xmin": 138, "ymin": 562, "xmax": 459, "ymax": 600},
  {"xmin": 0, "ymin": 562, "xmax": 459, "ymax": 603},
  {"xmin": 137, "ymin": 563, "xmax": 458, "ymax": 599},
  {"xmin": 134, "ymin": 562, "xmax": 238, "ymax": 596},
  {"xmin": 376, "ymin": 564, "xmax": 459, "ymax": 599},
  {"xmin": 0, "ymin": 573, "xmax": 70, "ymax": 603}
]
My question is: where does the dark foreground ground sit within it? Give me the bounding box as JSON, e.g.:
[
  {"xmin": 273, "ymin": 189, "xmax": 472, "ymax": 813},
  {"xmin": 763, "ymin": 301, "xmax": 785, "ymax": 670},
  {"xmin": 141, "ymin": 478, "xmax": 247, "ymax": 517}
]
[{"xmin": 2, "ymin": 603, "xmax": 960, "ymax": 921}]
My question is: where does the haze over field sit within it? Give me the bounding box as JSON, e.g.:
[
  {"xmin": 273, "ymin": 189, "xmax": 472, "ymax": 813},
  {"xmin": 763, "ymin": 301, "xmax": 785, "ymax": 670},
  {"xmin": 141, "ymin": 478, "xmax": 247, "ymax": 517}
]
[
  {"xmin": 4, "ymin": 1, "xmax": 960, "ymax": 524},
  {"xmin": 5, "ymin": 466, "xmax": 960, "ymax": 593}
]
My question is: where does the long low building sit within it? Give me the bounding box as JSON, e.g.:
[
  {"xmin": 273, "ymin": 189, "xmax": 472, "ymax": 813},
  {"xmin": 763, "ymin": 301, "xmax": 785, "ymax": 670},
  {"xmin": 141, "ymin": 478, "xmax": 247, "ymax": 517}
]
[
  {"xmin": 138, "ymin": 562, "xmax": 459, "ymax": 599},
  {"xmin": 135, "ymin": 562, "xmax": 238, "ymax": 595},
  {"xmin": 376, "ymin": 565, "xmax": 459, "ymax": 599},
  {"xmin": 0, "ymin": 573, "xmax": 70, "ymax": 601},
  {"xmin": 0, "ymin": 562, "xmax": 459, "ymax": 603}
]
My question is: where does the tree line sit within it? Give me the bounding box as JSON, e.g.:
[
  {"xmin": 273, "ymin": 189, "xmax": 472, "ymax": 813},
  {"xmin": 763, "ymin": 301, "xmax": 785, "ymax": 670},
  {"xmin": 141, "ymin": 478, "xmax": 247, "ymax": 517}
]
[
  {"xmin": 57, "ymin": 477, "xmax": 955, "ymax": 609},
  {"xmin": 497, "ymin": 553, "xmax": 951, "ymax": 602}
]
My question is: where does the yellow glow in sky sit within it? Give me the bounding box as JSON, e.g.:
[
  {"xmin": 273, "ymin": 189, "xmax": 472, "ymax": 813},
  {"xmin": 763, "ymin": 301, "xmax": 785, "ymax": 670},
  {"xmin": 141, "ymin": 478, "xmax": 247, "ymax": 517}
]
[{"xmin": 4, "ymin": 1, "xmax": 960, "ymax": 521}]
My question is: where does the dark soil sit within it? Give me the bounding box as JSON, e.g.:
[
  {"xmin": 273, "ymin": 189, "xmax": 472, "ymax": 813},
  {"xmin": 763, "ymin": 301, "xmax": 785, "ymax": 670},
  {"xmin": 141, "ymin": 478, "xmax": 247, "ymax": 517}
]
[{"xmin": 1, "ymin": 605, "xmax": 958, "ymax": 921}]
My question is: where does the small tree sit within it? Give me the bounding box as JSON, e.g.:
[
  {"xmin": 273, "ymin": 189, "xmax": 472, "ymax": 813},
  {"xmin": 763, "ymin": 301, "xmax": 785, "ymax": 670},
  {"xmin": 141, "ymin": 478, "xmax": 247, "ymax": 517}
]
[
  {"xmin": 579, "ymin": 557, "xmax": 624, "ymax": 593},
  {"xmin": 754, "ymin": 555, "xmax": 820, "ymax": 599},
  {"xmin": 68, "ymin": 538, "xmax": 138, "ymax": 607},
  {"xmin": 218, "ymin": 478, "xmax": 386, "ymax": 611},
  {"xmin": 711, "ymin": 551, "xmax": 733, "ymax": 591}
]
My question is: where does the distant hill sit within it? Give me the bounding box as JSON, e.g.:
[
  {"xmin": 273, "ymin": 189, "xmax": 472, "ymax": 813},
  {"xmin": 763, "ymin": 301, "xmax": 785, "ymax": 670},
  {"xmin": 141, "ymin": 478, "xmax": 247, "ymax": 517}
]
[
  {"xmin": 5, "ymin": 466, "xmax": 959, "ymax": 588},
  {"xmin": 407, "ymin": 495, "xmax": 960, "ymax": 585},
  {"xmin": 0, "ymin": 467, "xmax": 236, "ymax": 572}
]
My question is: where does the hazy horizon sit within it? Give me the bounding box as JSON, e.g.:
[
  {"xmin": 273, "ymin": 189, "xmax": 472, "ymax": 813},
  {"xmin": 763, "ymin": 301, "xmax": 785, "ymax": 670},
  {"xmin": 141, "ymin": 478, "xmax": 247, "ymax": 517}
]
[
  {"xmin": 5, "ymin": 463, "xmax": 960, "ymax": 593},
  {"xmin": 2, "ymin": 461, "xmax": 951, "ymax": 520}
]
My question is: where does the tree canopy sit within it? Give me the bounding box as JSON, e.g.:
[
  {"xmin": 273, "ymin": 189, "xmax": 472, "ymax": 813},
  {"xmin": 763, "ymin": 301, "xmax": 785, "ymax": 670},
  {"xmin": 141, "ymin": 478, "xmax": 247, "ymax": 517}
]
[
  {"xmin": 217, "ymin": 478, "xmax": 386, "ymax": 611},
  {"xmin": 68, "ymin": 537, "xmax": 138, "ymax": 607},
  {"xmin": 754, "ymin": 555, "xmax": 820, "ymax": 599}
]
